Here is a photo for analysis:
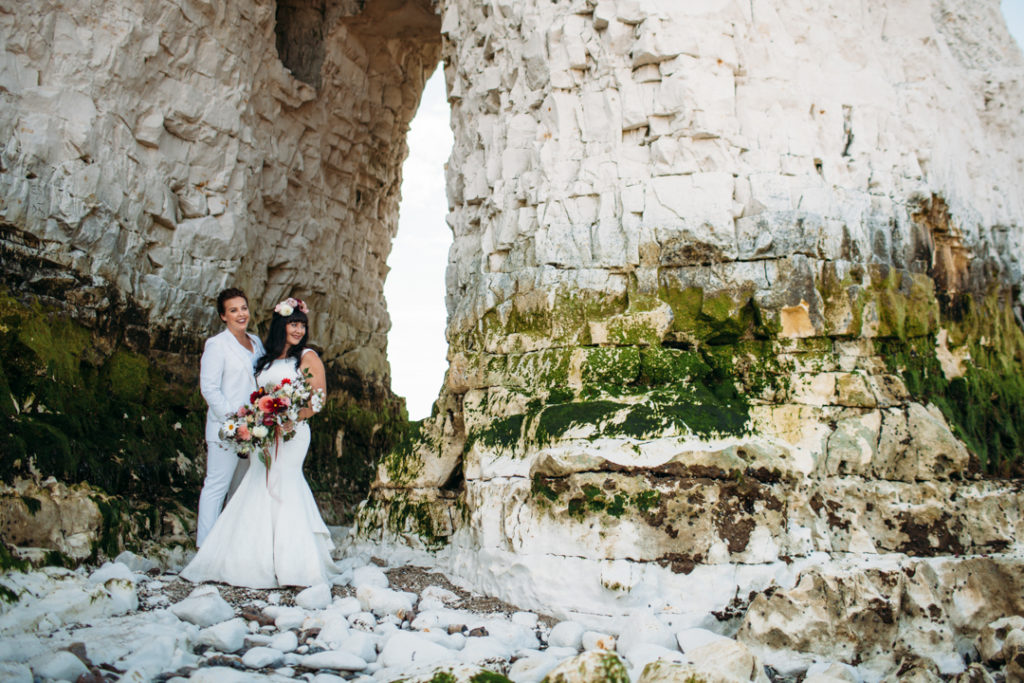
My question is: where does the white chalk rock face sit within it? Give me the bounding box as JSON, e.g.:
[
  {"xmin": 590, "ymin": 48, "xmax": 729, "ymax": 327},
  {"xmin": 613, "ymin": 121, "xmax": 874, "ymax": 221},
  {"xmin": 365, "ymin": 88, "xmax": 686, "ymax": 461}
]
[
  {"xmin": 5, "ymin": 3, "xmax": 1024, "ymax": 677},
  {"xmin": 170, "ymin": 587, "xmax": 234, "ymax": 627},
  {"xmin": 976, "ymin": 616, "xmax": 1024, "ymax": 663}
]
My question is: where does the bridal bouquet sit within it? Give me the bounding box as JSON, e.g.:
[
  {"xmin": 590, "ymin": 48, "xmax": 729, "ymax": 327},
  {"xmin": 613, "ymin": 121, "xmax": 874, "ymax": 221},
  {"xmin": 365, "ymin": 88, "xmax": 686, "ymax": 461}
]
[{"xmin": 219, "ymin": 370, "xmax": 325, "ymax": 469}]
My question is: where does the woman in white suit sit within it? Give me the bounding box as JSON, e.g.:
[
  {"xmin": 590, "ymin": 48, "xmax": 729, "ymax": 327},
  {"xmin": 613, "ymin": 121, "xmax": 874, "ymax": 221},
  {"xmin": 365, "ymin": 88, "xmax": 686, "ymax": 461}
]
[{"xmin": 196, "ymin": 288, "xmax": 265, "ymax": 547}]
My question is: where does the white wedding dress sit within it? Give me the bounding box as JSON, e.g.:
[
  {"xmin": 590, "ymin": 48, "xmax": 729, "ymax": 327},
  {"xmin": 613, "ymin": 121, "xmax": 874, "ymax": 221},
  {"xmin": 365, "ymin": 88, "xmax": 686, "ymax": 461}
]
[{"xmin": 180, "ymin": 352, "xmax": 338, "ymax": 588}]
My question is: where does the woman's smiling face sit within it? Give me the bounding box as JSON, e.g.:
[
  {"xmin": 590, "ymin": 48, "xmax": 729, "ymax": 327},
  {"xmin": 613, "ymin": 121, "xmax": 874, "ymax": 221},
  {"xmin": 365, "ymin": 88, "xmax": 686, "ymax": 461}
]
[
  {"xmin": 285, "ymin": 320, "xmax": 306, "ymax": 348},
  {"xmin": 220, "ymin": 296, "xmax": 249, "ymax": 333}
]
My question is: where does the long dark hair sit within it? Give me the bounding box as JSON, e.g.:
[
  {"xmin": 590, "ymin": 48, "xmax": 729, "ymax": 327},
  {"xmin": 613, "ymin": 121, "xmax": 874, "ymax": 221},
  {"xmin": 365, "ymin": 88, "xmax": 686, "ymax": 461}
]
[{"xmin": 255, "ymin": 309, "xmax": 309, "ymax": 374}]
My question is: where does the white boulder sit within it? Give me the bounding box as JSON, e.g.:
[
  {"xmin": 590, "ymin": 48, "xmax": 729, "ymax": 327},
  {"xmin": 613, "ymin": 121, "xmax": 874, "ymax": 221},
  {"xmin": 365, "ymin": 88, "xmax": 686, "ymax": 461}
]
[
  {"xmin": 271, "ymin": 607, "xmax": 307, "ymax": 630},
  {"xmin": 169, "ymin": 587, "xmax": 234, "ymax": 627},
  {"xmin": 88, "ymin": 561, "xmax": 137, "ymax": 585},
  {"xmin": 33, "ymin": 651, "xmax": 89, "ymax": 681},
  {"xmin": 296, "ymin": 583, "xmax": 332, "ymax": 610},
  {"xmin": 319, "ymin": 614, "xmax": 352, "ymax": 647},
  {"xmin": 351, "ymin": 566, "xmax": 389, "ymax": 589},
  {"xmin": 197, "ymin": 618, "xmax": 248, "ymax": 653},
  {"xmin": 340, "ymin": 630, "xmax": 379, "ymax": 663},
  {"xmin": 334, "ymin": 596, "xmax": 363, "ymax": 616},
  {"xmin": 616, "ymin": 612, "xmax": 677, "ymax": 656},
  {"xmin": 0, "ymin": 662, "xmax": 32, "ymax": 683},
  {"xmin": 582, "ymin": 631, "xmax": 616, "ymax": 651},
  {"xmin": 356, "ymin": 584, "xmax": 415, "ymax": 618},
  {"xmin": 548, "ymin": 621, "xmax": 586, "ymax": 650},
  {"xmin": 687, "ymin": 638, "xmax": 771, "ymax": 683},
  {"xmin": 508, "ymin": 653, "xmax": 560, "ymax": 683},
  {"xmin": 459, "ymin": 635, "xmax": 512, "ymax": 663},
  {"xmin": 301, "ymin": 650, "xmax": 368, "ymax": 671},
  {"xmin": 541, "ymin": 650, "xmax": 630, "ymax": 682},
  {"xmin": 269, "ymin": 630, "xmax": 299, "ymax": 653},
  {"xmin": 241, "ymin": 646, "xmax": 285, "ymax": 669},
  {"xmin": 676, "ymin": 628, "xmax": 731, "ymax": 654},
  {"xmin": 115, "ymin": 550, "xmax": 159, "ymax": 573},
  {"xmin": 422, "ymin": 585, "xmax": 460, "ymax": 605},
  {"xmin": 378, "ymin": 631, "xmax": 454, "ymax": 668},
  {"xmin": 623, "ymin": 643, "xmax": 689, "ymax": 680}
]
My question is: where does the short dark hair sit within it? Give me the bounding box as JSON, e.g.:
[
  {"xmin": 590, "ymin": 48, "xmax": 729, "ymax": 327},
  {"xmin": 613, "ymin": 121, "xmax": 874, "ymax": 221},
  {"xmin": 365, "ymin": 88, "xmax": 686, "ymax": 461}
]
[{"xmin": 216, "ymin": 288, "xmax": 248, "ymax": 315}]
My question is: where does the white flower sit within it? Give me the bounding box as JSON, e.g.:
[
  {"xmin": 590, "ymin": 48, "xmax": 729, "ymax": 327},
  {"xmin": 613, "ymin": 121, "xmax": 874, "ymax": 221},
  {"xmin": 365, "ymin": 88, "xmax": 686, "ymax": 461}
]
[
  {"xmin": 252, "ymin": 425, "xmax": 269, "ymax": 439},
  {"xmin": 276, "ymin": 303, "xmax": 294, "ymax": 316},
  {"xmin": 223, "ymin": 422, "xmax": 237, "ymax": 434}
]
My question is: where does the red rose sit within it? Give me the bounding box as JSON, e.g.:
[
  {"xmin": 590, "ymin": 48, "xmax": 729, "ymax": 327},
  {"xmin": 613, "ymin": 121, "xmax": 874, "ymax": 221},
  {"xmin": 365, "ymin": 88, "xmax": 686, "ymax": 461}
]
[
  {"xmin": 262, "ymin": 414, "xmax": 275, "ymax": 427},
  {"xmin": 281, "ymin": 378, "xmax": 291, "ymax": 385}
]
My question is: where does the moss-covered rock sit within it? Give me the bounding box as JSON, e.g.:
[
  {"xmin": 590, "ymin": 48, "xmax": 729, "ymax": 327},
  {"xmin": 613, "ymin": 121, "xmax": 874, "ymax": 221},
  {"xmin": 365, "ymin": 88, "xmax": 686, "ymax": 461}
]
[
  {"xmin": 356, "ymin": 488, "xmax": 461, "ymax": 550},
  {"xmin": 875, "ymin": 285, "xmax": 1024, "ymax": 476},
  {"xmin": 540, "ymin": 650, "xmax": 630, "ymax": 683},
  {"xmin": 308, "ymin": 396, "xmax": 408, "ymax": 523},
  {"xmin": 0, "ymin": 289, "xmax": 206, "ymax": 511}
]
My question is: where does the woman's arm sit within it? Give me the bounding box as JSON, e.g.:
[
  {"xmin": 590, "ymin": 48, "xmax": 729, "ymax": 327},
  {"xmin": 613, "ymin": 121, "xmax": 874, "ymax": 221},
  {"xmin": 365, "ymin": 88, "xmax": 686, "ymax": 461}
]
[{"xmin": 298, "ymin": 350, "xmax": 326, "ymax": 421}]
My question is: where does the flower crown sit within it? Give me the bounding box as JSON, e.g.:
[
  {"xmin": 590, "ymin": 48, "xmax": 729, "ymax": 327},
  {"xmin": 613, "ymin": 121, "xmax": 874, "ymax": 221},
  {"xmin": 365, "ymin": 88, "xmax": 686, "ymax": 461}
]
[{"xmin": 274, "ymin": 297, "xmax": 309, "ymax": 317}]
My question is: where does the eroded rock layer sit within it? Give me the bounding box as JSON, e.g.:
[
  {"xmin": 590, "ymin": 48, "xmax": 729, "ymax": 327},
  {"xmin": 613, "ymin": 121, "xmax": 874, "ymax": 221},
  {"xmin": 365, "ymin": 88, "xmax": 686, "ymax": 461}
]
[{"xmin": 358, "ymin": 0, "xmax": 1024, "ymax": 654}]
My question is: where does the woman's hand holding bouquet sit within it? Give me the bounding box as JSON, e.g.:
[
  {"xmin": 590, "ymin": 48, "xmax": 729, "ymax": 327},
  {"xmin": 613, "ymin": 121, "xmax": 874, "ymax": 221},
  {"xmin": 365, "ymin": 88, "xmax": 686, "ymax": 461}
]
[{"xmin": 218, "ymin": 369, "xmax": 325, "ymax": 471}]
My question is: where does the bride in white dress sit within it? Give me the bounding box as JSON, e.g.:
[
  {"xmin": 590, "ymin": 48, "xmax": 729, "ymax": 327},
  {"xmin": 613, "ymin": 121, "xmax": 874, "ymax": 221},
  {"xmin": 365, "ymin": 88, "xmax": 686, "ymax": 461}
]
[{"xmin": 181, "ymin": 298, "xmax": 338, "ymax": 588}]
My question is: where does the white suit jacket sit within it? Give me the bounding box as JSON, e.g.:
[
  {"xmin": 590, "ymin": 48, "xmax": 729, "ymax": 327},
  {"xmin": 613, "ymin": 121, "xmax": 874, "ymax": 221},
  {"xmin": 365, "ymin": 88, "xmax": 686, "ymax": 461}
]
[{"xmin": 200, "ymin": 329, "xmax": 265, "ymax": 432}]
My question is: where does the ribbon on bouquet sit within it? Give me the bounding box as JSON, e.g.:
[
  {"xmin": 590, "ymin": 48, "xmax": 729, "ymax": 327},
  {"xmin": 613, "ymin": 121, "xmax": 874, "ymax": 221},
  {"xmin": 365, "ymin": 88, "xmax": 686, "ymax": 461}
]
[{"xmin": 264, "ymin": 427, "xmax": 284, "ymax": 503}]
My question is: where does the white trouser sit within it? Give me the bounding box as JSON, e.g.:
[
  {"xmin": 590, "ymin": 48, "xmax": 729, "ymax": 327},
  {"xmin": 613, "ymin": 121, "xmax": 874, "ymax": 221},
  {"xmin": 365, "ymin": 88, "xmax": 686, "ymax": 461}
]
[{"xmin": 197, "ymin": 434, "xmax": 247, "ymax": 547}]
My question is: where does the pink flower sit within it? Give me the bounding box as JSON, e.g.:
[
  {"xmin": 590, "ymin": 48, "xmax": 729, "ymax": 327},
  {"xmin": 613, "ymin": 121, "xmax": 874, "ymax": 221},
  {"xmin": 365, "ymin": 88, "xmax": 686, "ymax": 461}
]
[
  {"xmin": 237, "ymin": 425, "xmax": 251, "ymax": 441},
  {"xmin": 258, "ymin": 395, "xmax": 276, "ymax": 413},
  {"xmin": 278, "ymin": 396, "xmax": 291, "ymax": 407},
  {"xmin": 236, "ymin": 407, "xmax": 248, "ymax": 417}
]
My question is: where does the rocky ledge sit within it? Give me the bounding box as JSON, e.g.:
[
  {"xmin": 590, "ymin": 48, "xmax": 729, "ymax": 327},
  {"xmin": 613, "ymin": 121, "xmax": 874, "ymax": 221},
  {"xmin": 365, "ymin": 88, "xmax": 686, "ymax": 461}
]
[{"xmin": 1, "ymin": 532, "xmax": 1023, "ymax": 682}]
